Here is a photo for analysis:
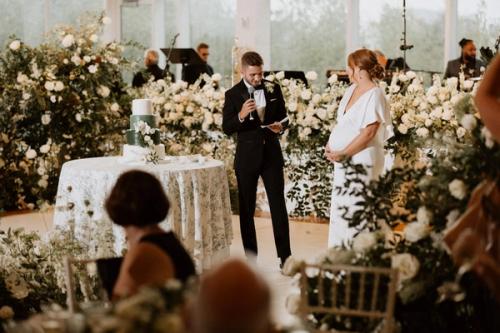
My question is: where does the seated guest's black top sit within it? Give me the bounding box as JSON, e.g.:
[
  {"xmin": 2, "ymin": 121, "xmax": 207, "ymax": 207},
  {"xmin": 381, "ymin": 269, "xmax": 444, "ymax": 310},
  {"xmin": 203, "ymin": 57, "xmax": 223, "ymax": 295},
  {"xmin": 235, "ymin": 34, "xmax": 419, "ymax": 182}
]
[{"xmin": 140, "ymin": 231, "xmax": 196, "ymax": 283}]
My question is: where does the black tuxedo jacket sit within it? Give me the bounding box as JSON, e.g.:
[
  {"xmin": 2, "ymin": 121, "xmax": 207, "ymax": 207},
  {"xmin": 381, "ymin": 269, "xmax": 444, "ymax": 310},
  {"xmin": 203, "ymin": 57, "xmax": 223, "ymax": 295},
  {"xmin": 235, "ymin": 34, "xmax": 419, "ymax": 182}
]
[{"xmin": 222, "ymin": 79, "xmax": 288, "ymax": 172}]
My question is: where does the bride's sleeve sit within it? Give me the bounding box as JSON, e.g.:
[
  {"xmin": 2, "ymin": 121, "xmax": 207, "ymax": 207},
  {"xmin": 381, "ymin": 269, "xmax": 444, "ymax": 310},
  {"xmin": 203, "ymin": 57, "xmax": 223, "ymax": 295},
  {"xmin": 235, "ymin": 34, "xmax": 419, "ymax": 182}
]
[{"xmin": 360, "ymin": 89, "xmax": 394, "ymax": 141}]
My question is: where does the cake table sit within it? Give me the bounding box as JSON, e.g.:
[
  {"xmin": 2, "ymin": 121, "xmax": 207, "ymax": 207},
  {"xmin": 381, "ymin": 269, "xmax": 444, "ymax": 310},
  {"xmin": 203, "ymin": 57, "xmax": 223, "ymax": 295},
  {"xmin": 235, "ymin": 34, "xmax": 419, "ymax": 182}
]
[{"xmin": 53, "ymin": 156, "xmax": 233, "ymax": 271}]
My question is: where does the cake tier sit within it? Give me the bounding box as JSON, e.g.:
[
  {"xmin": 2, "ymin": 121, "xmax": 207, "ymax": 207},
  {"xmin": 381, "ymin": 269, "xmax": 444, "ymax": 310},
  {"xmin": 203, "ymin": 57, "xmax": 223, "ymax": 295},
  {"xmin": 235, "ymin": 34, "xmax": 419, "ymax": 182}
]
[
  {"xmin": 129, "ymin": 115, "xmax": 156, "ymax": 130},
  {"xmin": 126, "ymin": 128, "xmax": 160, "ymax": 146},
  {"xmin": 132, "ymin": 99, "xmax": 153, "ymax": 115},
  {"xmin": 120, "ymin": 144, "xmax": 166, "ymax": 164}
]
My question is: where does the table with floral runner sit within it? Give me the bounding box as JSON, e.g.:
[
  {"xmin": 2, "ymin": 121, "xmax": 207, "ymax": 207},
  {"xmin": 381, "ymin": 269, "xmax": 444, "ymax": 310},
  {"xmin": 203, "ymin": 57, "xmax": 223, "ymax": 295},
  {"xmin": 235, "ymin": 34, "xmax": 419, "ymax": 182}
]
[{"xmin": 53, "ymin": 156, "xmax": 233, "ymax": 271}]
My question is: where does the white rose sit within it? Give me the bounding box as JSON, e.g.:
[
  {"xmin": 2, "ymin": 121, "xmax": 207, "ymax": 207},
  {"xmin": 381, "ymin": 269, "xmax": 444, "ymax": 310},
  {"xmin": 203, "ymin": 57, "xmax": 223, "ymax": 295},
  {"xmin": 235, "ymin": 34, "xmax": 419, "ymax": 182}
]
[
  {"xmin": 398, "ymin": 124, "xmax": 409, "ymax": 134},
  {"xmin": 50, "ymin": 95, "xmax": 57, "ymax": 103},
  {"xmin": 456, "ymin": 127, "xmax": 467, "ymax": 138},
  {"xmin": 288, "ymin": 102, "xmax": 298, "ymax": 112},
  {"xmin": 312, "ymin": 94, "xmax": 322, "ymax": 104},
  {"xmin": 276, "ymin": 71, "xmax": 285, "ymax": 80},
  {"xmin": 481, "ymin": 127, "xmax": 495, "ymax": 149},
  {"xmin": 446, "ymin": 77, "xmax": 458, "ymax": 90},
  {"xmin": 389, "ymin": 85, "xmax": 400, "ymax": 93},
  {"xmin": 285, "ymin": 293, "xmax": 301, "ymax": 315},
  {"xmin": 75, "ymin": 113, "xmax": 82, "ymax": 122},
  {"xmin": 406, "ymin": 71, "xmax": 416, "ymax": 79},
  {"xmin": 404, "ymin": 222, "xmax": 430, "ymax": 242},
  {"xmin": 54, "ymin": 81, "xmax": 64, "ymax": 91},
  {"xmin": 398, "ymin": 73, "xmax": 409, "ymax": 82},
  {"xmin": 416, "ymin": 206, "xmax": 432, "ymax": 225},
  {"xmin": 25, "ymin": 149, "xmax": 37, "ymax": 159},
  {"xmin": 450, "ymin": 94, "xmax": 462, "ymax": 105},
  {"xmin": 316, "ymin": 108, "xmax": 327, "ymax": 120},
  {"xmin": 441, "ymin": 108, "xmax": 453, "ymax": 121},
  {"xmin": 306, "ymin": 71, "xmax": 318, "ymax": 81},
  {"xmin": 211, "ymin": 73, "xmax": 222, "ymax": 81},
  {"xmin": 88, "ymin": 64, "xmax": 98, "ymax": 74},
  {"xmin": 37, "ymin": 178, "xmax": 48, "ymax": 189},
  {"xmin": 301, "ymin": 90, "xmax": 312, "ymax": 100},
  {"xmin": 416, "ymin": 127, "xmax": 429, "ymax": 138},
  {"xmin": 202, "ymin": 142, "xmax": 213, "ymax": 153},
  {"xmin": 352, "ymin": 232, "xmax": 377, "ymax": 253},
  {"xmin": 462, "ymin": 80, "xmax": 474, "ymax": 90},
  {"xmin": 424, "ymin": 119, "xmax": 433, "ymax": 127},
  {"xmin": 102, "ymin": 16, "xmax": 112, "ymax": 25},
  {"xmin": 41, "ymin": 114, "xmax": 51, "ymax": 125},
  {"xmin": 97, "ymin": 85, "xmax": 110, "ymax": 97},
  {"xmin": 61, "ymin": 34, "xmax": 75, "ymax": 48},
  {"xmin": 328, "ymin": 74, "xmax": 338, "ymax": 84},
  {"xmin": 448, "ymin": 179, "xmax": 467, "ymax": 200},
  {"xmin": 427, "ymin": 95, "xmax": 438, "ymax": 104},
  {"xmin": 90, "ymin": 34, "xmax": 99, "ymax": 43},
  {"xmin": 110, "ymin": 103, "xmax": 120, "ymax": 112},
  {"xmin": 0, "ymin": 306, "xmax": 14, "ymax": 320},
  {"xmin": 9, "ymin": 40, "xmax": 21, "ymax": 51},
  {"xmin": 40, "ymin": 144, "xmax": 50, "ymax": 154},
  {"xmin": 71, "ymin": 55, "xmax": 82, "ymax": 66},
  {"xmin": 44, "ymin": 81, "xmax": 55, "ymax": 91},
  {"xmin": 391, "ymin": 253, "xmax": 420, "ymax": 282},
  {"xmin": 460, "ymin": 114, "xmax": 477, "ymax": 131}
]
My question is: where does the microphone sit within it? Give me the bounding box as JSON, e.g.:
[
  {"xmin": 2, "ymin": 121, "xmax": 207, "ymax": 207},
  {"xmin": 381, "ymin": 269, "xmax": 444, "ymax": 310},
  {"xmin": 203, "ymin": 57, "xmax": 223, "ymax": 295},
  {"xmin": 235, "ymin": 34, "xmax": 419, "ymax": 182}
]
[{"xmin": 247, "ymin": 86, "xmax": 255, "ymax": 120}]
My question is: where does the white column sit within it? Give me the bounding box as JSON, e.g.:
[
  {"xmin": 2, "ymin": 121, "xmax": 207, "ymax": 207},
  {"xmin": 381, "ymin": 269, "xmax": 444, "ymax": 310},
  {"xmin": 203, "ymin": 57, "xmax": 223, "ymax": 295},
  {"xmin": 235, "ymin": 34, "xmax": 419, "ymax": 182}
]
[
  {"xmin": 235, "ymin": 0, "xmax": 271, "ymax": 69},
  {"xmin": 152, "ymin": 0, "xmax": 166, "ymax": 67},
  {"xmin": 345, "ymin": 0, "xmax": 360, "ymax": 62},
  {"xmin": 175, "ymin": 0, "xmax": 191, "ymax": 80},
  {"xmin": 102, "ymin": 0, "xmax": 121, "ymax": 43},
  {"xmin": 444, "ymin": 0, "xmax": 458, "ymax": 70}
]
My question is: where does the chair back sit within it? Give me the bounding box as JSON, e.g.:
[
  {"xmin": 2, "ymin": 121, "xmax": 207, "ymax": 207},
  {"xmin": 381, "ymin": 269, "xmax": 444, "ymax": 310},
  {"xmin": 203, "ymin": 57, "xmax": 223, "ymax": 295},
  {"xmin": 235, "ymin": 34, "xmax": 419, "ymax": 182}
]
[
  {"xmin": 298, "ymin": 262, "xmax": 398, "ymax": 333},
  {"xmin": 64, "ymin": 256, "xmax": 122, "ymax": 312}
]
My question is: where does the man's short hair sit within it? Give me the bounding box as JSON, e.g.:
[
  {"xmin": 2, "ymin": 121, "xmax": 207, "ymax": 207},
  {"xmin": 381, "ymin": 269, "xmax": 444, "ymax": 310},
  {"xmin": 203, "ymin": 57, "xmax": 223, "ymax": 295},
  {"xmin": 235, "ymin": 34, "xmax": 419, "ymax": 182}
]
[
  {"xmin": 197, "ymin": 42, "xmax": 209, "ymax": 51},
  {"xmin": 241, "ymin": 51, "xmax": 263, "ymax": 68}
]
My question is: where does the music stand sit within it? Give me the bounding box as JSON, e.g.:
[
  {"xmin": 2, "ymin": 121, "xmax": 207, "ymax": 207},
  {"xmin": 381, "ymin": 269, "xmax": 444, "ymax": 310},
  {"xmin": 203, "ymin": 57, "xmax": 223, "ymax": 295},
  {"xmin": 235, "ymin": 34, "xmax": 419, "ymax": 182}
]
[
  {"xmin": 161, "ymin": 48, "xmax": 205, "ymax": 66},
  {"xmin": 161, "ymin": 48, "xmax": 208, "ymax": 84}
]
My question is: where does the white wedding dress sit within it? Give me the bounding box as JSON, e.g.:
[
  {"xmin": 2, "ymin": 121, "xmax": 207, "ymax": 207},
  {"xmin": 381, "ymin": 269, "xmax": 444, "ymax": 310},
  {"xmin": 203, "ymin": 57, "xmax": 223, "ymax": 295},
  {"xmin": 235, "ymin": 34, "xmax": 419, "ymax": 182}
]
[{"xmin": 327, "ymin": 84, "xmax": 393, "ymax": 247}]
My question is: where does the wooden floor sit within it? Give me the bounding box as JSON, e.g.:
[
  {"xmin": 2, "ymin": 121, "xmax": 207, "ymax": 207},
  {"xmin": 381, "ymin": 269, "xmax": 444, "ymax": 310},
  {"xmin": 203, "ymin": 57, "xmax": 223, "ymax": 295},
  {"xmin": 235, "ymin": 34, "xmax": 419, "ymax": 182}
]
[{"xmin": 0, "ymin": 211, "xmax": 329, "ymax": 326}]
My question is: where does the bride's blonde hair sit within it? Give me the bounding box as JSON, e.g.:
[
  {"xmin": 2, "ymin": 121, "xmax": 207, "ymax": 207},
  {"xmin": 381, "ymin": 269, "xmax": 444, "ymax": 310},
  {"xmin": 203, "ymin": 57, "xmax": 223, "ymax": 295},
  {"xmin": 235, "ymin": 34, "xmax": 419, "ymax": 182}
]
[{"xmin": 347, "ymin": 49, "xmax": 385, "ymax": 81}]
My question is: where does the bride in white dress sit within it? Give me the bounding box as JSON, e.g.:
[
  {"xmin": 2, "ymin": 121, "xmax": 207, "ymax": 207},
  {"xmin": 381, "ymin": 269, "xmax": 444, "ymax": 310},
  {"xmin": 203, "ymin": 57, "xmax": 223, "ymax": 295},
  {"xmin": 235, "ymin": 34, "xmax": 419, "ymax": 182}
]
[{"xmin": 325, "ymin": 49, "xmax": 393, "ymax": 247}]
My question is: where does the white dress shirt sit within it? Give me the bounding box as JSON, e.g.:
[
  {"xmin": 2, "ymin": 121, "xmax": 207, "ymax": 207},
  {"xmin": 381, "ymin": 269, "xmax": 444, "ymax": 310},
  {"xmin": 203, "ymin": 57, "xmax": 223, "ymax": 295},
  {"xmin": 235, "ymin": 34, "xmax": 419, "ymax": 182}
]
[{"xmin": 240, "ymin": 80, "xmax": 266, "ymax": 122}]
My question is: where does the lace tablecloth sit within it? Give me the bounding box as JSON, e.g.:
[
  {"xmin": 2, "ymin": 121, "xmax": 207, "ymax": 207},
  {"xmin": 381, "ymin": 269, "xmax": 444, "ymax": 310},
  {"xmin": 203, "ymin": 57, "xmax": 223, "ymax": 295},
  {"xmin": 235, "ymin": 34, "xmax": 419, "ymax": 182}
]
[{"xmin": 53, "ymin": 156, "xmax": 233, "ymax": 270}]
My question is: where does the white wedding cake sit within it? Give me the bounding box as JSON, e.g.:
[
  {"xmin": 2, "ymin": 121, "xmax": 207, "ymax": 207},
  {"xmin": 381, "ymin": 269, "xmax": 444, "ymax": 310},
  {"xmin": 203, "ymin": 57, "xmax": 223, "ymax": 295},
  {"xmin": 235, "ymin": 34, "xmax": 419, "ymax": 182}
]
[{"xmin": 120, "ymin": 99, "xmax": 165, "ymax": 164}]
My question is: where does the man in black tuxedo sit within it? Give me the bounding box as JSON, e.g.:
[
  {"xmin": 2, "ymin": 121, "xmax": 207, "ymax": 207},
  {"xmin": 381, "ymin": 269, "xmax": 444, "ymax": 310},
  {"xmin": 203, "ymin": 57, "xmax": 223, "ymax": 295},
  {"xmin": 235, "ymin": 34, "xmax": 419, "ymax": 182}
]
[{"xmin": 222, "ymin": 51, "xmax": 291, "ymax": 267}]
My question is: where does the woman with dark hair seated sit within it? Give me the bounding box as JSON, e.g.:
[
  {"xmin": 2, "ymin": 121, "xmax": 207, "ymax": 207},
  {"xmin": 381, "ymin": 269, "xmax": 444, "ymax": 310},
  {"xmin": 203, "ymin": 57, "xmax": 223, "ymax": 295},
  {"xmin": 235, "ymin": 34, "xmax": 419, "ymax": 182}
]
[{"xmin": 105, "ymin": 170, "xmax": 196, "ymax": 299}]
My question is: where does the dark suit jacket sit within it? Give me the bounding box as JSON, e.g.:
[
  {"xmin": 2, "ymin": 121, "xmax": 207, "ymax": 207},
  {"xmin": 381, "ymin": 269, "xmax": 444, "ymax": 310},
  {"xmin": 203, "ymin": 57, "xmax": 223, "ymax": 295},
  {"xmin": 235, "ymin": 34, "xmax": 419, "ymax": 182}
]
[
  {"xmin": 182, "ymin": 63, "xmax": 214, "ymax": 84},
  {"xmin": 222, "ymin": 79, "xmax": 288, "ymax": 172},
  {"xmin": 444, "ymin": 57, "xmax": 484, "ymax": 79},
  {"xmin": 132, "ymin": 64, "xmax": 166, "ymax": 88}
]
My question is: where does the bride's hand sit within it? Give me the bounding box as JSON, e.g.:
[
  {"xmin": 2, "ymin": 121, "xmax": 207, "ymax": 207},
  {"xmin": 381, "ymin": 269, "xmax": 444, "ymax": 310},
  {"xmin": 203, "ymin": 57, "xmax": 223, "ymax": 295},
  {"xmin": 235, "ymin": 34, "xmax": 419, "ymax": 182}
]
[{"xmin": 325, "ymin": 150, "xmax": 345, "ymax": 163}]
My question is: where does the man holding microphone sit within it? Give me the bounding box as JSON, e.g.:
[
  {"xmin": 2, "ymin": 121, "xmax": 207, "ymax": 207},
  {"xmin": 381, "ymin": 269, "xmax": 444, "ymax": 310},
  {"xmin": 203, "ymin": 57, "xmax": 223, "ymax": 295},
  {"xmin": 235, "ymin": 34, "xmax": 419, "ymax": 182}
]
[{"xmin": 222, "ymin": 51, "xmax": 291, "ymax": 268}]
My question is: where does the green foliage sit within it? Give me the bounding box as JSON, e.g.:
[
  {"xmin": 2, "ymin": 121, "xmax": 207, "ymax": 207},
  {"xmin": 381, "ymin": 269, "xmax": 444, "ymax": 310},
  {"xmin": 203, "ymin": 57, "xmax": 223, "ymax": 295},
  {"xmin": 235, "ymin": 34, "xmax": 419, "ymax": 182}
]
[{"xmin": 0, "ymin": 14, "xmax": 133, "ymax": 211}]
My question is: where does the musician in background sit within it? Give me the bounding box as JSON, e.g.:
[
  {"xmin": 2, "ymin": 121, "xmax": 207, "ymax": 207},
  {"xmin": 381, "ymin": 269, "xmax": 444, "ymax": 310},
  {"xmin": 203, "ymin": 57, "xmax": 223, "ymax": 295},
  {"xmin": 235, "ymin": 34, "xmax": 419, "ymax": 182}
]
[
  {"xmin": 132, "ymin": 49, "xmax": 168, "ymax": 88},
  {"xmin": 182, "ymin": 42, "xmax": 214, "ymax": 84},
  {"xmin": 374, "ymin": 50, "xmax": 410, "ymax": 72},
  {"xmin": 444, "ymin": 38, "xmax": 484, "ymax": 79}
]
